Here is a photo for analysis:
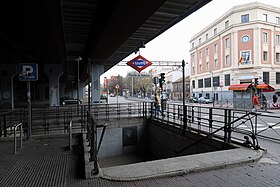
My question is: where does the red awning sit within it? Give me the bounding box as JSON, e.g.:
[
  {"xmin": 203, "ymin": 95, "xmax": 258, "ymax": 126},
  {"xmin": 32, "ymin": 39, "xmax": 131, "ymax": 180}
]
[
  {"xmin": 256, "ymin": 84, "xmax": 275, "ymax": 92},
  {"xmin": 228, "ymin": 83, "xmax": 251, "ymax": 91}
]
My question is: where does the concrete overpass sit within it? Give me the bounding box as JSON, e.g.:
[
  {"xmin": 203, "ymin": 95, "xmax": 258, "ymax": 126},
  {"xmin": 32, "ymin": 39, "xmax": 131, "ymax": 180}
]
[{"xmin": 0, "ymin": 0, "xmax": 211, "ymax": 108}]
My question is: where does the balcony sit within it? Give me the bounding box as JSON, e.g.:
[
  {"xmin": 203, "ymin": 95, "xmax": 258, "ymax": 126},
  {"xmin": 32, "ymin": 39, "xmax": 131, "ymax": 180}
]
[{"xmin": 238, "ymin": 60, "xmax": 253, "ymax": 69}]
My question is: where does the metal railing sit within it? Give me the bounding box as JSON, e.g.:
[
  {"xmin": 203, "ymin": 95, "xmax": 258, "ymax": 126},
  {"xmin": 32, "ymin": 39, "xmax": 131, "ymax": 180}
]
[
  {"xmin": 0, "ymin": 109, "xmax": 25, "ymax": 138},
  {"xmin": 151, "ymin": 102, "xmax": 280, "ymax": 148},
  {"xmin": 14, "ymin": 123, "xmax": 23, "ymax": 154}
]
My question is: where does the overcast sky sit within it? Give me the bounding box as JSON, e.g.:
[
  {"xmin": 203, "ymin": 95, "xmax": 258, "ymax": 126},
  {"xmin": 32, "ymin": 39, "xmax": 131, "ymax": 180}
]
[{"xmin": 101, "ymin": 0, "xmax": 280, "ymax": 81}]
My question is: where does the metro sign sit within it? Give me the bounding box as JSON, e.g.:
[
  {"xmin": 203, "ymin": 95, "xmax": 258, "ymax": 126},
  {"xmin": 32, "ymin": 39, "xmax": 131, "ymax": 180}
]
[{"xmin": 126, "ymin": 55, "xmax": 152, "ymax": 73}]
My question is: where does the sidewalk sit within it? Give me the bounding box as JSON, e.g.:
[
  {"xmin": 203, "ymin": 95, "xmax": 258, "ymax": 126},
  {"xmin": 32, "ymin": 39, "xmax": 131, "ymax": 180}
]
[{"xmin": 0, "ymin": 134, "xmax": 279, "ymax": 186}]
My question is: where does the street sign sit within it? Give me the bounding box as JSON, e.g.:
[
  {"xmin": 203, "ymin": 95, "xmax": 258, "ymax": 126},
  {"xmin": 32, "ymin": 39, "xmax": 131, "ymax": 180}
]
[
  {"xmin": 153, "ymin": 77, "xmax": 159, "ymax": 84},
  {"xmin": 127, "ymin": 73, "xmax": 151, "ymax": 77},
  {"xmin": 18, "ymin": 64, "xmax": 38, "ymax": 81},
  {"xmin": 126, "ymin": 55, "xmax": 152, "ymax": 73},
  {"xmin": 115, "ymin": 85, "xmax": 119, "ymax": 89}
]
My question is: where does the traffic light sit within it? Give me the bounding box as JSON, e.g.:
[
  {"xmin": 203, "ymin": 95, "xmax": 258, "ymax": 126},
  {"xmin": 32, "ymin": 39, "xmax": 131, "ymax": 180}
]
[{"xmin": 160, "ymin": 73, "xmax": 165, "ymax": 84}]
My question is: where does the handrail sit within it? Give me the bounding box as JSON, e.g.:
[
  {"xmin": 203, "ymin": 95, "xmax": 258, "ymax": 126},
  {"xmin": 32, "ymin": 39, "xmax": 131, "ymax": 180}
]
[
  {"xmin": 14, "ymin": 123, "xmax": 23, "ymax": 154},
  {"xmin": 174, "ymin": 112, "xmax": 258, "ymax": 154}
]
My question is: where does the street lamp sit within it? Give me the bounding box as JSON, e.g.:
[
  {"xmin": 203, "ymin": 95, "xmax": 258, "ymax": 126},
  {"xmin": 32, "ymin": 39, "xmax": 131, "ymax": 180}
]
[
  {"xmin": 75, "ymin": 56, "xmax": 82, "ymax": 115},
  {"xmin": 182, "ymin": 60, "xmax": 187, "ymax": 134},
  {"xmin": 104, "ymin": 77, "xmax": 109, "ymax": 102}
]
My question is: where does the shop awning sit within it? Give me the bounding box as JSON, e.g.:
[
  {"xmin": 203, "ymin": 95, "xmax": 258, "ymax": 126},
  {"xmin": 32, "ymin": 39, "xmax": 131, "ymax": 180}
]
[
  {"xmin": 256, "ymin": 84, "xmax": 275, "ymax": 92},
  {"xmin": 228, "ymin": 83, "xmax": 251, "ymax": 91}
]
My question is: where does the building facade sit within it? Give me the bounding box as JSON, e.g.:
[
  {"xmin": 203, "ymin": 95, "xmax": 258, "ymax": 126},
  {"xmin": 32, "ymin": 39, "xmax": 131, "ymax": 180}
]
[
  {"xmin": 172, "ymin": 76, "xmax": 190, "ymax": 101},
  {"xmin": 189, "ymin": 2, "xmax": 280, "ymax": 101}
]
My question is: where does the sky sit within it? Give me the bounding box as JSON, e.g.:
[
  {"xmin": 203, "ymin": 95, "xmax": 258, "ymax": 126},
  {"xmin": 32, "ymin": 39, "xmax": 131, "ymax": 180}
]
[{"xmin": 101, "ymin": 0, "xmax": 280, "ymax": 81}]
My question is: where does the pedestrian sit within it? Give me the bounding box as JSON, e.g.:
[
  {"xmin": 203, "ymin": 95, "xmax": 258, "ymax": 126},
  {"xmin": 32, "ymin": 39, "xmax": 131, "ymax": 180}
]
[
  {"xmin": 252, "ymin": 93, "xmax": 260, "ymax": 111},
  {"xmin": 261, "ymin": 94, "xmax": 267, "ymax": 111},
  {"xmin": 154, "ymin": 93, "xmax": 164, "ymax": 117},
  {"xmin": 273, "ymin": 94, "xmax": 278, "ymax": 104}
]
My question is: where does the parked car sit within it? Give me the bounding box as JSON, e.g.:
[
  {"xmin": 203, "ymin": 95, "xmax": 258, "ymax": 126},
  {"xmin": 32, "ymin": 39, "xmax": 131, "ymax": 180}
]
[
  {"xmin": 100, "ymin": 95, "xmax": 108, "ymax": 103},
  {"xmin": 60, "ymin": 97, "xmax": 82, "ymax": 105},
  {"xmin": 109, "ymin": 93, "xmax": 115, "ymax": 97},
  {"xmin": 189, "ymin": 97, "xmax": 198, "ymax": 103},
  {"xmin": 197, "ymin": 97, "xmax": 213, "ymax": 104}
]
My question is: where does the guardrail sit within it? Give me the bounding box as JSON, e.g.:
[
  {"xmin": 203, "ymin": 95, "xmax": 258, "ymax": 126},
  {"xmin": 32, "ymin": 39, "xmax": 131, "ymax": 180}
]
[{"xmin": 14, "ymin": 123, "xmax": 23, "ymax": 154}]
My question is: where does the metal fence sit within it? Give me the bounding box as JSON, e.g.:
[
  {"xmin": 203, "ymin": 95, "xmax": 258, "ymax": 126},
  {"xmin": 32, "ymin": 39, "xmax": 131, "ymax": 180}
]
[{"xmin": 153, "ymin": 103, "xmax": 280, "ymax": 150}]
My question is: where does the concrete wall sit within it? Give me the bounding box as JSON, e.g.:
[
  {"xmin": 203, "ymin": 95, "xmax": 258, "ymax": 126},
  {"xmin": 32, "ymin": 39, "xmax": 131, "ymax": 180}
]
[
  {"xmin": 97, "ymin": 118, "xmax": 148, "ymax": 158},
  {"xmin": 148, "ymin": 120, "xmax": 234, "ymax": 159},
  {"xmin": 96, "ymin": 118, "xmax": 234, "ymax": 160}
]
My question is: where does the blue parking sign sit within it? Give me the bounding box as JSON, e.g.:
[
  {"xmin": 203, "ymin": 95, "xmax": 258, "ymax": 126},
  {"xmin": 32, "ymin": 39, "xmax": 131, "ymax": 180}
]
[{"xmin": 18, "ymin": 64, "xmax": 38, "ymax": 81}]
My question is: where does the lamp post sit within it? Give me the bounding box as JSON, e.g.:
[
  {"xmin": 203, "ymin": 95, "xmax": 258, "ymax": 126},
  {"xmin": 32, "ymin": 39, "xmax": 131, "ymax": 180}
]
[
  {"xmin": 75, "ymin": 56, "xmax": 82, "ymax": 116},
  {"xmin": 104, "ymin": 77, "xmax": 109, "ymax": 102},
  {"xmin": 182, "ymin": 60, "xmax": 187, "ymax": 134}
]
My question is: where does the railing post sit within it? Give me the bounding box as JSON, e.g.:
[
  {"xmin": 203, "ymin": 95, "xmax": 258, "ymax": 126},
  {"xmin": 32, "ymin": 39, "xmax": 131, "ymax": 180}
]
[
  {"xmin": 223, "ymin": 109, "xmax": 228, "ymax": 143},
  {"xmin": 254, "ymin": 112, "xmax": 258, "ymax": 136},
  {"xmin": 198, "ymin": 107, "xmax": 201, "ymax": 134},
  {"xmin": 227, "ymin": 109, "xmax": 232, "ymax": 143},
  {"xmin": 191, "ymin": 106, "xmax": 194, "ymax": 123},
  {"xmin": 209, "ymin": 108, "xmax": 213, "ymax": 137},
  {"xmin": 69, "ymin": 121, "xmax": 72, "ymax": 150},
  {"xmin": 182, "ymin": 105, "xmax": 187, "ymax": 134},
  {"xmin": 14, "ymin": 123, "xmax": 23, "ymax": 154},
  {"xmin": 4, "ymin": 114, "xmax": 7, "ymax": 137}
]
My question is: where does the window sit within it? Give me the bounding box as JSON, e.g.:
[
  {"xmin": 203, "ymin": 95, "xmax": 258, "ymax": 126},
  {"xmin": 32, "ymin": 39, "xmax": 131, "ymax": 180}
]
[
  {"xmin": 276, "ymin": 72, "xmax": 280, "ymax": 84},
  {"xmin": 263, "ymin": 32, "xmax": 268, "ymax": 43},
  {"xmin": 199, "ymin": 38, "xmax": 201, "ymax": 44},
  {"xmin": 199, "ymin": 64, "xmax": 202, "ymax": 72},
  {"xmin": 192, "ymin": 42, "xmax": 194, "ymax": 48},
  {"xmin": 263, "ymin": 51, "xmax": 268, "ymax": 61},
  {"xmin": 191, "ymin": 54, "xmax": 195, "ymax": 64},
  {"xmin": 199, "ymin": 51, "xmax": 202, "ymax": 59},
  {"xmin": 276, "ymin": 17, "xmax": 280, "ymax": 25},
  {"xmin": 192, "ymin": 80, "xmax": 195, "ymax": 88},
  {"xmin": 226, "ymin": 55, "xmax": 230, "ymax": 65},
  {"xmin": 214, "ymin": 59, "xmax": 218, "ymax": 69},
  {"xmin": 241, "ymin": 14, "xmax": 249, "ymax": 23},
  {"xmin": 225, "ymin": 38, "xmax": 230, "ymax": 48},
  {"xmin": 225, "ymin": 20, "xmax": 229, "ymax": 28},
  {"xmin": 206, "ymin": 33, "xmax": 208, "ymax": 40},
  {"xmin": 206, "ymin": 48, "xmax": 209, "ymax": 56},
  {"xmin": 214, "ymin": 44, "xmax": 218, "ymax": 53},
  {"xmin": 263, "ymin": 72, "xmax": 270, "ymax": 84},
  {"xmin": 192, "ymin": 67, "xmax": 195, "ymax": 74},
  {"xmin": 263, "ymin": 14, "xmax": 267, "ymax": 22},
  {"xmin": 198, "ymin": 79, "xmax": 203, "ymax": 88},
  {"xmin": 276, "ymin": 35, "xmax": 280, "ymax": 45},
  {"xmin": 276, "ymin": 52, "xmax": 280, "ymax": 63},
  {"xmin": 206, "ymin": 61, "xmax": 209, "ymax": 70},
  {"xmin": 204, "ymin": 78, "xmax": 211, "ymax": 88},
  {"xmin": 225, "ymin": 74, "xmax": 230, "ymax": 86},
  {"xmin": 214, "ymin": 28, "xmax": 217, "ymax": 36},
  {"xmin": 213, "ymin": 76, "xmax": 220, "ymax": 87}
]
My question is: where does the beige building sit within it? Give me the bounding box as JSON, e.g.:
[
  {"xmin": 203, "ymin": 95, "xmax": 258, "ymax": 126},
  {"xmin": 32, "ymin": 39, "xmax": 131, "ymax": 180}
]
[{"xmin": 189, "ymin": 2, "xmax": 280, "ymax": 101}]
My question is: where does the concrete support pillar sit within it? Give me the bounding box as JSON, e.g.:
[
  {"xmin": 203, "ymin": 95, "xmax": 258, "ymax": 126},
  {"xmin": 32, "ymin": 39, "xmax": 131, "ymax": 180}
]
[
  {"xmin": 90, "ymin": 64, "xmax": 104, "ymax": 103},
  {"xmin": 44, "ymin": 64, "xmax": 63, "ymax": 106},
  {"xmin": 37, "ymin": 83, "xmax": 48, "ymax": 101},
  {"xmin": 0, "ymin": 64, "xmax": 17, "ymax": 109}
]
